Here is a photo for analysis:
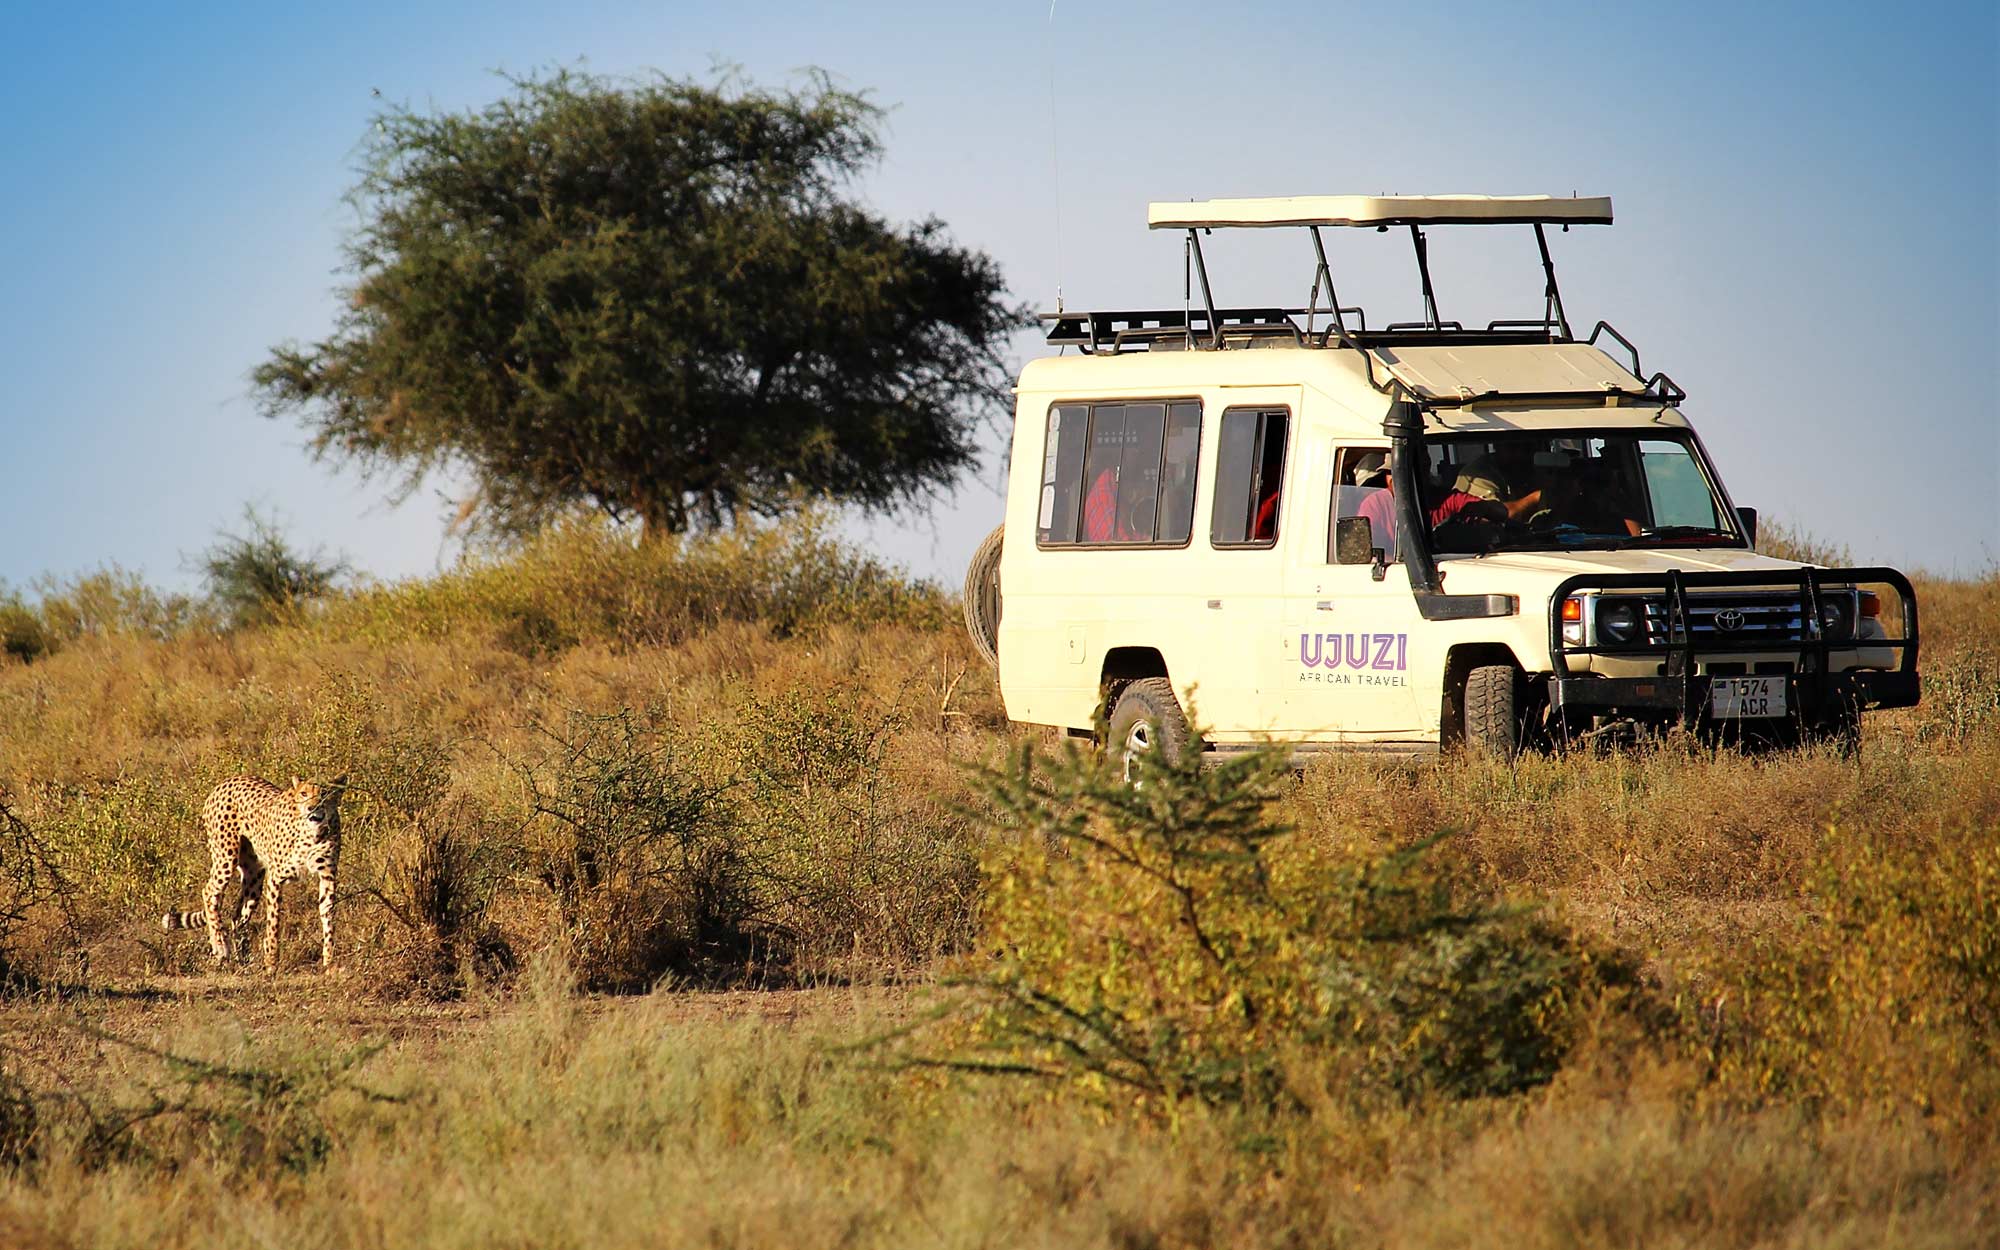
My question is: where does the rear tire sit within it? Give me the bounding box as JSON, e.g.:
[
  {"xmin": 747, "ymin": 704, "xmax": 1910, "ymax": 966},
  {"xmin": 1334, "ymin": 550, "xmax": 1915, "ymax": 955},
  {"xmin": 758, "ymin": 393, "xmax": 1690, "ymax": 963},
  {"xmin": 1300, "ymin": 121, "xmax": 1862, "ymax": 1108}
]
[
  {"xmin": 1106, "ymin": 678, "xmax": 1192, "ymax": 780},
  {"xmin": 962, "ymin": 525, "xmax": 1004, "ymax": 668},
  {"xmin": 1462, "ymin": 665, "xmax": 1522, "ymax": 760}
]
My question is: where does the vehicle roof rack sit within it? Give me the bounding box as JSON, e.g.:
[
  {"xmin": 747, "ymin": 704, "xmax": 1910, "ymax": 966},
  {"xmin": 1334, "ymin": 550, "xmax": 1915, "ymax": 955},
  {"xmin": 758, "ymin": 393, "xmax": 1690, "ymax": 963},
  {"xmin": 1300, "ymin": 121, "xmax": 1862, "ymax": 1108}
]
[{"xmin": 1041, "ymin": 307, "xmax": 1302, "ymax": 352}]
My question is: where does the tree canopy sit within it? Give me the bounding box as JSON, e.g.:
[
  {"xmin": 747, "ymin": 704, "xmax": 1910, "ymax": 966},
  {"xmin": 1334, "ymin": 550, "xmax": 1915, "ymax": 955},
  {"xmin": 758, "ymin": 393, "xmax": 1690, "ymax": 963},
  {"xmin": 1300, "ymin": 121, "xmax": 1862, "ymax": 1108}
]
[{"xmin": 254, "ymin": 70, "xmax": 1024, "ymax": 538}]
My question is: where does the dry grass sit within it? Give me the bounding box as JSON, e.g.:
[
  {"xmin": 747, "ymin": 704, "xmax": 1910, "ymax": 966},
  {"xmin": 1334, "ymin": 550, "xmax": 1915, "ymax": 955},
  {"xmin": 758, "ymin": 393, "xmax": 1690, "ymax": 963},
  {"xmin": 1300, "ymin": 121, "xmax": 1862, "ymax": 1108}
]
[
  {"xmin": 0, "ymin": 524, "xmax": 1992, "ymax": 1246},
  {"xmin": 0, "ymin": 976, "xmax": 1989, "ymax": 1249}
]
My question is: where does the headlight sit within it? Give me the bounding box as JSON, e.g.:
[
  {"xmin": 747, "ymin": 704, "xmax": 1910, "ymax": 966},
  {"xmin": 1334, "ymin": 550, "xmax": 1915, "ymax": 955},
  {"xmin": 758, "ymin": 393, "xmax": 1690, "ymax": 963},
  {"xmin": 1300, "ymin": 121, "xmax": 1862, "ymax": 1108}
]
[
  {"xmin": 1818, "ymin": 595, "xmax": 1853, "ymax": 640},
  {"xmin": 1597, "ymin": 601, "xmax": 1640, "ymax": 645}
]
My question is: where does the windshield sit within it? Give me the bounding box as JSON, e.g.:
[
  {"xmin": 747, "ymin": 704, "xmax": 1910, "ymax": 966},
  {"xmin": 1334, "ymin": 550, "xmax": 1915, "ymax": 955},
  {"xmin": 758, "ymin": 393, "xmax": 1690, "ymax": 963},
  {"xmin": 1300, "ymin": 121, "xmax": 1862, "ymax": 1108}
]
[{"xmin": 1413, "ymin": 430, "xmax": 1742, "ymax": 554}]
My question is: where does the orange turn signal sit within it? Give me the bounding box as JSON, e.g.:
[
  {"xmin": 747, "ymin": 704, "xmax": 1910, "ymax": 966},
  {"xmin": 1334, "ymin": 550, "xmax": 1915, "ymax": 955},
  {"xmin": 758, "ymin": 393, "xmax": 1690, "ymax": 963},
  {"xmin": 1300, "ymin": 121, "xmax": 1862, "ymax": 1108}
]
[
  {"xmin": 1561, "ymin": 597, "xmax": 1583, "ymax": 623},
  {"xmin": 1859, "ymin": 591, "xmax": 1882, "ymax": 618}
]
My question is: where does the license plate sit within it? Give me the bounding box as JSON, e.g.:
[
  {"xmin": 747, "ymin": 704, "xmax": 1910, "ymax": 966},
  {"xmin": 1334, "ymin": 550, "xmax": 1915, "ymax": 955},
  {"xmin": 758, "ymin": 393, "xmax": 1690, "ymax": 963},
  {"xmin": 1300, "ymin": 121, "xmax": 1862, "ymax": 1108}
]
[{"xmin": 1710, "ymin": 676, "xmax": 1786, "ymax": 718}]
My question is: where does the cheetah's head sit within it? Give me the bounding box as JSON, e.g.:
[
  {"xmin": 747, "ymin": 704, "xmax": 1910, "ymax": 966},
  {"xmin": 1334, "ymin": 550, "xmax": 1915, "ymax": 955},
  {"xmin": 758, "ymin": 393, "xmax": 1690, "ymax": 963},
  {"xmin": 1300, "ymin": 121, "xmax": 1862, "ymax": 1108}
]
[{"xmin": 290, "ymin": 774, "xmax": 349, "ymax": 841}]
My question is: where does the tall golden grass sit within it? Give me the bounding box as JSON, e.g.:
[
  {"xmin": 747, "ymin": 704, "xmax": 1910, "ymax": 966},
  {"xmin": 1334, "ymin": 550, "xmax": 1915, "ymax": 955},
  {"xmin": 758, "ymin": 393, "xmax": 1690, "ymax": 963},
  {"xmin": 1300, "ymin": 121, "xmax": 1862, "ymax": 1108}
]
[{"xmin": 0, "ymin": 518, "xmax": 1992, "ymax": 1245}]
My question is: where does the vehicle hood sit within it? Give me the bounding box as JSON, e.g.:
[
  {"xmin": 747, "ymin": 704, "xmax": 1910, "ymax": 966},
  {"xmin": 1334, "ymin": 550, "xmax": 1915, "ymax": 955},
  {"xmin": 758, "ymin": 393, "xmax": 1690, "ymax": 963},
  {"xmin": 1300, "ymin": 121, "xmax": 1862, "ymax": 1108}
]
[
  {"xmin": 1440, "ymin": 548, "xmax": 1811, "ymax": 580},
  {"xmin": 1433, "ymin": 546, "xmax": 1835, "ymax": 613}
]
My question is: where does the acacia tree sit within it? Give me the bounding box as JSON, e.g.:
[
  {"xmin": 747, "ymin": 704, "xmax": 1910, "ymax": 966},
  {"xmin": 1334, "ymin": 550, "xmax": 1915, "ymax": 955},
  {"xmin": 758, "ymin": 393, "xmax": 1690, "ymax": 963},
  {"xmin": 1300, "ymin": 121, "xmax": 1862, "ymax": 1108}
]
[{"xmin": 254, "ymin": 70, "xmax": 1024, "ymax": 539}]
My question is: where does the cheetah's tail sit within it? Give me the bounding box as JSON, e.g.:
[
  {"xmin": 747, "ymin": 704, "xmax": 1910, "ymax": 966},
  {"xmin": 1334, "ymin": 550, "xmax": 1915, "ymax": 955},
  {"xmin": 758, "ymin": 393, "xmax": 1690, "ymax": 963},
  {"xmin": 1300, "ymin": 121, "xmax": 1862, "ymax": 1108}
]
[{"xmin": 161, "ymin": 910, "xmax": 207, "ymax": 932}]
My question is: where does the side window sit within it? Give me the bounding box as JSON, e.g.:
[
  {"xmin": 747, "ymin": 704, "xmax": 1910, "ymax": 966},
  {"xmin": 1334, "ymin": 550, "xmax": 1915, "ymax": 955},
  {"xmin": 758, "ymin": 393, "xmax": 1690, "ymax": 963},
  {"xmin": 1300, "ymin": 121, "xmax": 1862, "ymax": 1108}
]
[
  {"xmin": 1330, "ymin": 446, "xmax": 1395, "ymax": 563},
  {"xmin": 1209, "ymin": 407, "xmax": 1289, "ymax": 548},
  {"xmin": 1157, "ymin": 402, "xmax": 1201, "ymax": 544},
  {"xmin": 1038, "ymin": 400, "xmax": 1201, "ymax": 547},
  {"xmin": 1037, "ymin": 406, "xmax": 1089, "ymax": 544}
]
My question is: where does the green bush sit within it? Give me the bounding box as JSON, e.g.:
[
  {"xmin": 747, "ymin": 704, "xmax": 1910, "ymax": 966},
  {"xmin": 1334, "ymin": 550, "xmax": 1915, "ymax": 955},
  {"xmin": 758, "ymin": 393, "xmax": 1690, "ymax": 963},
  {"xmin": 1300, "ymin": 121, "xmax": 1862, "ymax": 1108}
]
[
  {"xmin": 734, "ymin": 686, "xmax": 981, "ymax": 966},
  {"xmin": 520, "ymin": 710, "xmax": 745, "ymax": 990},
  {"xmin": 0, "ymin": 588, "xmax": 50, "ymax": 664},
  {"xmin": 935, "ymin": 737, "xmax": 1631, "ymax": 1114},
  {"xmin": 198, "ymin": 508, "xmax": 348, "ymax": 629},
  {"xmin": 32, "ymin": 773, "xmax": 207, "ymax": 933},
  {"xmin": 0, "ymin": 570, "xmax": 208, "ymax": 662},
  {"xmin": 319, "ymin": 510, "xmax": 949, "ymax": 653}
]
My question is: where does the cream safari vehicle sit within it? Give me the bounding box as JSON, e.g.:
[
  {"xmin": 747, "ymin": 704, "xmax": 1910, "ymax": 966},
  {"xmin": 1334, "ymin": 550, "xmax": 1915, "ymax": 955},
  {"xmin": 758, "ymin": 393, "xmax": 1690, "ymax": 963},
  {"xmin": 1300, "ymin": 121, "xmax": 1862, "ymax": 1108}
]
[{"xmin": 962, "ymin": 194, "xmax": 1920, "ymax": 763}]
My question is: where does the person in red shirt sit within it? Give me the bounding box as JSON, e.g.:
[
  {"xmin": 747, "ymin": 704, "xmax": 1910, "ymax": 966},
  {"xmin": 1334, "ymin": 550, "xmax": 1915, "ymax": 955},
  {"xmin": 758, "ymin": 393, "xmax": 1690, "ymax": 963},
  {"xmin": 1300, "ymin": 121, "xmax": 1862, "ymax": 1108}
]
[
  {"xmin": 1085, "ymin": 466, "xmax": 1162, "ymax": 542},
  {"xmin": 1083, "ymin": 467, "xmax": 1119, "ymax": 541},
  {"xmin": 1350, "ymin": 453, "xmax": 1503, "ymax": 558}
]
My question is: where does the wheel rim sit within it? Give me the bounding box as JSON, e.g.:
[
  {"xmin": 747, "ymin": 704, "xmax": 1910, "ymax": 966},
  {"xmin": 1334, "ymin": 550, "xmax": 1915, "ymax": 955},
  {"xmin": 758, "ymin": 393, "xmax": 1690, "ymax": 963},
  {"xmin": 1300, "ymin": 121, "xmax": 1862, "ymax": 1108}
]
[{"xmin": 1121, "ymin": 720, "xmax": 1154, "ymax": 781}]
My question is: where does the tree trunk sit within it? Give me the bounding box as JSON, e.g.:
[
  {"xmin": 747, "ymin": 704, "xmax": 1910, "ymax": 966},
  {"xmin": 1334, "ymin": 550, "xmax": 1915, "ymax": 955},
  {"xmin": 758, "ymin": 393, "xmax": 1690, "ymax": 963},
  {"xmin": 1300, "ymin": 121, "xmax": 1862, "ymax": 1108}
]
[{"xmin": 637, "ymin": 496, "xmax": 686, "ymax": 545}]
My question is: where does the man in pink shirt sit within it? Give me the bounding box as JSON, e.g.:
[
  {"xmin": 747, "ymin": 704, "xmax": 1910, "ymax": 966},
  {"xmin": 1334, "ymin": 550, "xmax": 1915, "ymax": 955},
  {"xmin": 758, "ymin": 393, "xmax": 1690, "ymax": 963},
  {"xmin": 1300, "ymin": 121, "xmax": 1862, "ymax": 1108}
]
[{"xmin": 1349, "ymin": 453, "xmax": 1502, "ymax": 559}]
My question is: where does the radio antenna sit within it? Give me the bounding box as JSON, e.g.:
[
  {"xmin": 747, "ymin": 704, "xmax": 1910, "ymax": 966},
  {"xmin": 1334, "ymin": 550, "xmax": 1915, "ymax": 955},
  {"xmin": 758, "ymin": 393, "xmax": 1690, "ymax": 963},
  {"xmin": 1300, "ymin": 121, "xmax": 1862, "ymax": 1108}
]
[{"xmin": 1047, "ymin": 1, "xmax": 1065, "ymax": 312}]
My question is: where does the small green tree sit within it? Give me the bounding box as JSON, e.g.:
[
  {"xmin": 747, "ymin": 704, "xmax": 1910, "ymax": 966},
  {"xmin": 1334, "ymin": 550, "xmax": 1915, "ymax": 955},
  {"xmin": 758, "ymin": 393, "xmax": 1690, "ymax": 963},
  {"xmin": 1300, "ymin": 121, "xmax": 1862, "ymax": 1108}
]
[
  {"xmin": 199, "ymin": 508, "xmax": 347, "ymax": 628},
  {"xmin": 254, "ymin": 69, "xmax": 1024, "ymax": 540},
  {"xmin": 932, "ymin": 737, "xmax": 1627, "ymax": 1114}
]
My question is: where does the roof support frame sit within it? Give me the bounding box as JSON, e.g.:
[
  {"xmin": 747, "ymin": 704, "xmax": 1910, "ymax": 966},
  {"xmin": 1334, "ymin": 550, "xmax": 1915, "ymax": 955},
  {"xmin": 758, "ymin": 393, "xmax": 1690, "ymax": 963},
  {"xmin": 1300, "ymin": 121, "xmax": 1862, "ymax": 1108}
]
[
  {"xmin": 1409, "ymin": 225, "xmax": 1440, "ymax": 331},
  {"xmin": 1185, "ymin": 228, "xmax": 1221, "ymax": 349},
  {"xmin": 1305, "ymin": 226, "xmax": 1349, "ymax": 340},
  {"xmin": 1306, "ymin": 226, "xmax": 1382, "ymax": 389},
  {"xmin": 1534, "ymin": 224, "xmax": 1572, "ymax": 341}
]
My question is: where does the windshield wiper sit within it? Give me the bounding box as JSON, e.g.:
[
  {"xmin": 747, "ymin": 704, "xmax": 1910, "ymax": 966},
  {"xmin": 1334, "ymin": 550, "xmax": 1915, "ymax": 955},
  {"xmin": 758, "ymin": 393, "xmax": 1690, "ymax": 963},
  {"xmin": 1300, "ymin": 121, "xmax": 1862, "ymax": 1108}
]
[{"xmin": 1617, "ymin": 526, "xmax": 1738, "ymax": 547}]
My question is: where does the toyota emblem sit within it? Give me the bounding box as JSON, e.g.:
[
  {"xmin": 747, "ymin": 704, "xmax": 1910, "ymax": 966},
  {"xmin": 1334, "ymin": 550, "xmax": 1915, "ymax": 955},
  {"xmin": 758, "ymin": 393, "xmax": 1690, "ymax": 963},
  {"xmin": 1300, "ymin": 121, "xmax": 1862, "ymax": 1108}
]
[{"xmin": 1714, "ymin": 608, "xmax": 1745, "ymax": 632}]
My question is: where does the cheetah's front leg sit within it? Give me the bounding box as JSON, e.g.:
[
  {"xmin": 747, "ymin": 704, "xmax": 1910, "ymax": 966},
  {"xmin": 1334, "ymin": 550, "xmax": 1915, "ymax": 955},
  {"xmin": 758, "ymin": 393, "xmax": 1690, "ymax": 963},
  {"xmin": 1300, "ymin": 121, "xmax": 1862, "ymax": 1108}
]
[
  {"xmin": 260, "ymin": 875, "xmax": 283, "ymax": 973},
  {"xmin": 316, "ymin": 870, "xmax": 337, "ymax": 970}
]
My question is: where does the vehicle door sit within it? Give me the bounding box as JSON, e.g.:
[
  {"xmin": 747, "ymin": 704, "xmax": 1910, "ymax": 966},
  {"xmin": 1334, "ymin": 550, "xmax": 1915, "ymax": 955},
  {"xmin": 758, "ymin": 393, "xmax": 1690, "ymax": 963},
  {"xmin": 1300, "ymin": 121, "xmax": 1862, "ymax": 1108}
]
[
  {"xmin": 1278, "ymin": 437, "xmax": 1428, "ymax": 738},
  {"xmin": 1191, "ymin": 389, "xmax": 1300, "ymax": 739}
]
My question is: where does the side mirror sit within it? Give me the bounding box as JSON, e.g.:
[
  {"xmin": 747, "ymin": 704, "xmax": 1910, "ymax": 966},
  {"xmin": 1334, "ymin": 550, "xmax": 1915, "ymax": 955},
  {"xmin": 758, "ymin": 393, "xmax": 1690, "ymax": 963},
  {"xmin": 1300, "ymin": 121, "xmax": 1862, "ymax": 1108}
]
[
  {"xmin": 1737, "ymin": 506, "xmax": 1758, "ymax": 548},
  {"xmin": 1335, "ymin": 516, "xmax": 1388, "ymax": 580},
  {"xmin": 1335, "ymin": 516, "xmax": 1375, "ymax": 564}
]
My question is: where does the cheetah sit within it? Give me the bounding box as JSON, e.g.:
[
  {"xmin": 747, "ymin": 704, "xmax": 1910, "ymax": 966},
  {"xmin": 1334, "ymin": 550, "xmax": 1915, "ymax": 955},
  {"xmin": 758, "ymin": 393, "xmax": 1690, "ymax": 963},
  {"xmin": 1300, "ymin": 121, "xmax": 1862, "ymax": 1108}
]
[{"xmin": 161, "ymin": 775, "xmax": 347, "ymax": 971}]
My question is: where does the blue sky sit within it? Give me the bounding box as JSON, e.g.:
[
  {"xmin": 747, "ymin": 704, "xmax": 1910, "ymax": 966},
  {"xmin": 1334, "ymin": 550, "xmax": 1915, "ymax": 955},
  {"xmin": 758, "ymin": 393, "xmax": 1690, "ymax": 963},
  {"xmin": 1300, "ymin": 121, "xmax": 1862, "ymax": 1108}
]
[{"xmin": 2, "ymin": 0, "xmax": 1994, "ymax": 594}]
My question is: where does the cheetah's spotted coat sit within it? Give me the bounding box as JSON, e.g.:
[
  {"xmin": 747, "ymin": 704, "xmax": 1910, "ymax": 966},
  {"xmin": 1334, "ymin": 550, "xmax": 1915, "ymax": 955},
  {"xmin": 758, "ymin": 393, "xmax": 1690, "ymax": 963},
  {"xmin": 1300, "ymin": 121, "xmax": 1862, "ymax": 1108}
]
[{"xmin": 162, "ymin": 775, "xmax": 347, "ymax": 970}]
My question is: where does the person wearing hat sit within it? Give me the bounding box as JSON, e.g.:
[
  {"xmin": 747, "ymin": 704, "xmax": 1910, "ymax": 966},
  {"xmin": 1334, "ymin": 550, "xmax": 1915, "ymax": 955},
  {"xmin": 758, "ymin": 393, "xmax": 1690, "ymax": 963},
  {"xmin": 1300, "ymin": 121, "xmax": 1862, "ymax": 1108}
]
[
  {"xmin": 1453, "ymin": 454, "xmax": 1545, "ymax": 523},
  {"xmin": 1351, "ymin": 452, "xmax": 1399, "ymax": 557},
  {"xmin": 1349, "ymin": 451, "xmax": 1505, "ymax": 557}
]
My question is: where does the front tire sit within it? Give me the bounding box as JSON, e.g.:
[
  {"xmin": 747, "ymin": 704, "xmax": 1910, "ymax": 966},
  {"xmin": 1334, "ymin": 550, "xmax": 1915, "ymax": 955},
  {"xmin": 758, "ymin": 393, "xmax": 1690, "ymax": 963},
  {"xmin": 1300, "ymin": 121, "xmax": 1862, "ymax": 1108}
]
[
  {"xmin": 1106, "ymin": 678, "xmax": 1193, "ymax": 780},
  {"xmin": 1462, "ymin": 665, "xmax": 1523, "ymax": 760}
]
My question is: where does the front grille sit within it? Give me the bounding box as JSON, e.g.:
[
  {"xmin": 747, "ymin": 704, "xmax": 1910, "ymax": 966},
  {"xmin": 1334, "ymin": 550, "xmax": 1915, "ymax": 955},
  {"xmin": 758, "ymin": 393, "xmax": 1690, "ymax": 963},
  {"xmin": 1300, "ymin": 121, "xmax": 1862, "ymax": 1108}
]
[
  {"xmin": 1649, "ymin": 592, "xmax": 1803, "ymax": 644},
  {"xmin": 1602, "ymin": 590, "xmax": 1851, "ymax": 648}
]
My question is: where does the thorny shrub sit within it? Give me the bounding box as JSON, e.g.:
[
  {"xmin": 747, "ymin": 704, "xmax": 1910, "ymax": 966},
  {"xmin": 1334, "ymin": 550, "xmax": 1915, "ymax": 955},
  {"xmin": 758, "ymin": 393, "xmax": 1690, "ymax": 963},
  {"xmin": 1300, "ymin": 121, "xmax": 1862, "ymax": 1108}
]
[
  {"xmin": 0, "ymin": 1025, "xmax": 399, "ymax": 1180},
  {"xmin": 520, "ymin": 710, "xmax": 745, "ymax": 990},
  {"xmin": 197, "ymin": 507, "xmax": 349, "ymax": 630},
  {"xmin": 734, "ymin": 687, "xmax": 982, "ymax": 966},
  {"xmin": 933, "ymin": 736, "xmax": 1638, "ymax": 1115},
  {"xmin": 0, "ymin": 798, "xmax": 75, "ymax": 986},
  {"xmin": 365, "ymin": 797, "xmax": 516, "ymax": 997}
]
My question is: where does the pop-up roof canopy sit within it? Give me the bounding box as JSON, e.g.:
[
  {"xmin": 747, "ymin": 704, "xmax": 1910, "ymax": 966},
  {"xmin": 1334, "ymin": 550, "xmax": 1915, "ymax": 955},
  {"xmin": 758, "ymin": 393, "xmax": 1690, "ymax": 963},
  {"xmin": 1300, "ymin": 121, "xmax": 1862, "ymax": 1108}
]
[
  {"xmin": 1147, "ymin": 194, "xmax": 1613, "ymax": 230},
  {"xmin": 1045, "ymin": 191, "xmax": 1681, "ymax": 406}
]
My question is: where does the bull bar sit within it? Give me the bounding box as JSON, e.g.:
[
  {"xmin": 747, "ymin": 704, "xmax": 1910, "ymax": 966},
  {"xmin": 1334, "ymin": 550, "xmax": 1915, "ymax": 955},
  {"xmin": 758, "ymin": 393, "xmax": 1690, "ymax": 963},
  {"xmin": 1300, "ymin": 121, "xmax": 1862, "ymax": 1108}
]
[{"xmin": 1544, "ymin": 567, "xmax": 1921, "ymax": 728}]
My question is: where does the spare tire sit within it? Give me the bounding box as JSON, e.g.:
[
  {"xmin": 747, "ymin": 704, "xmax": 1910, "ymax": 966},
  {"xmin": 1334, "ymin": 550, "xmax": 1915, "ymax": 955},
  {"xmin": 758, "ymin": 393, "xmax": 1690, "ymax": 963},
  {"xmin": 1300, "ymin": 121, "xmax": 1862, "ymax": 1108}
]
[{"xmin": 962, "ymin": 524, "xmax": 1004, "ymax": 668}]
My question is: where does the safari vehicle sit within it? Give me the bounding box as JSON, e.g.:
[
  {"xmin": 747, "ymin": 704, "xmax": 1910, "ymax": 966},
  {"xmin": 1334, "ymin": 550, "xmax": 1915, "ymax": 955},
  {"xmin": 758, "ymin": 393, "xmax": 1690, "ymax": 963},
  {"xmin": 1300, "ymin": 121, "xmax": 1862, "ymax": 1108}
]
[{"xmin": 963, "ymin": 194, "xmax": 1920, "ymax": 762}]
